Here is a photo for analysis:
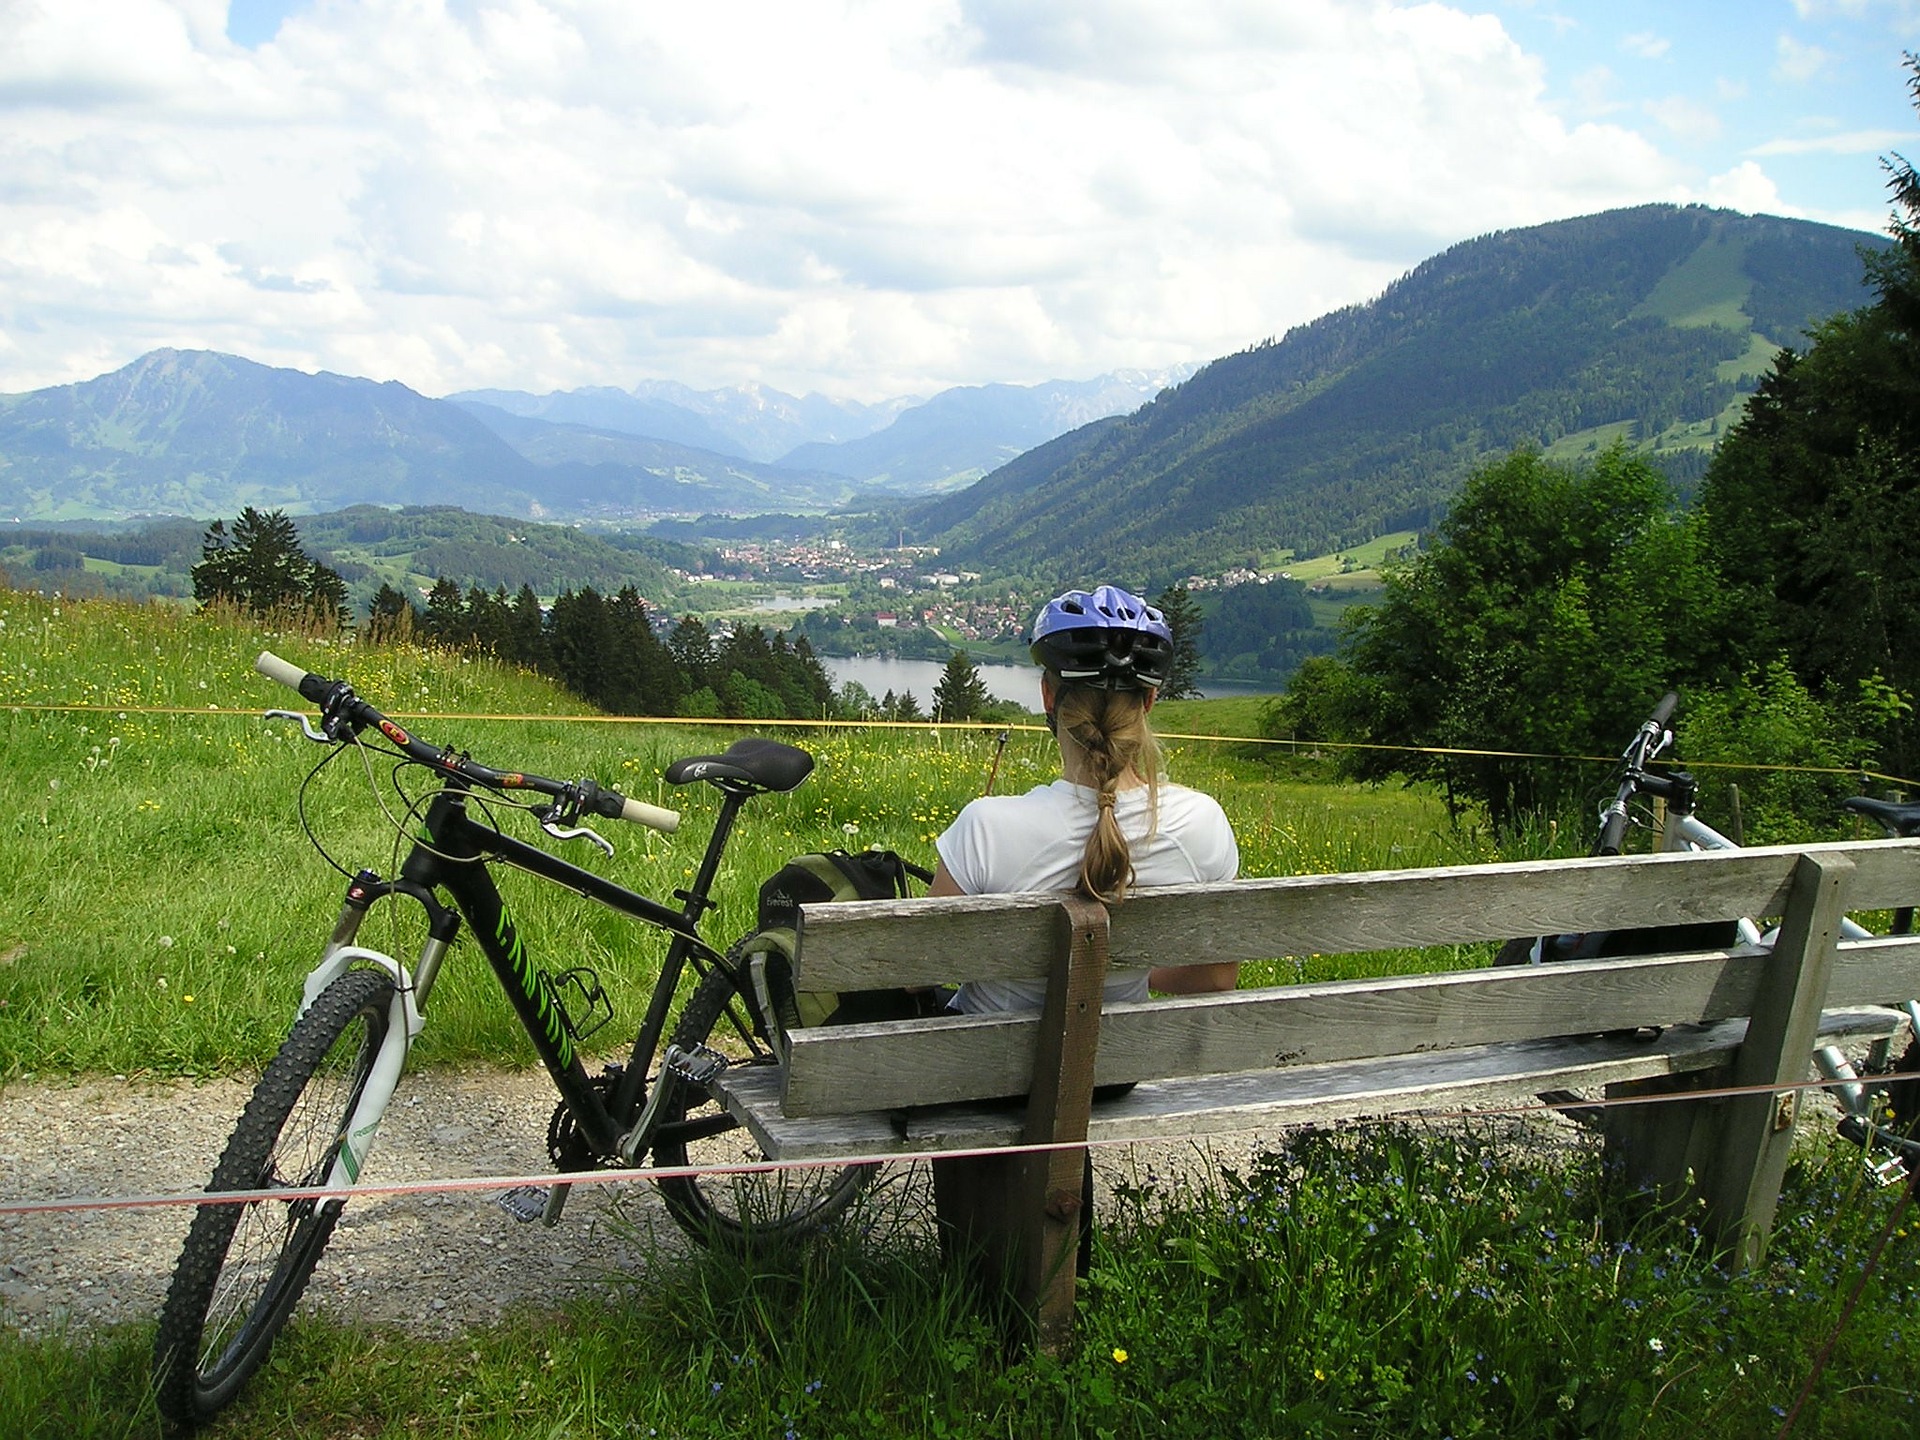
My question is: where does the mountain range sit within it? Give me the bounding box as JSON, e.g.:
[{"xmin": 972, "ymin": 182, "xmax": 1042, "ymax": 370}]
[
  {"xmin": 908, "ymin": 204, "xmax": 1887, "ymax": 580},
  {"xmin": 448, "ymin": 368, "xmax": 1195, "ymax": 491},
  {"xmin": 0, "ymin": 204, "xmax": 1889, "ymax": 578},
  {"xmin": 0, "ymin": 349, "xmax": 1186, "ymax": 525}
]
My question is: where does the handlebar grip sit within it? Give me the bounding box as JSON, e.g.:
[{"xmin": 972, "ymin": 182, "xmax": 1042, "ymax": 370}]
[
  {"xmin": 1597, "ymin": 807, "xmax": 1629, "ymax": 856},
  {"xmin": 256, "ymin": 650, "xmax": 329, "ymax": 704},
  {"xmin": 255, "ymin": 650, "xmax": 307, "ymax": 691},
  {"xmin": 618, "ymin": 797, "xmax": 681, "ymax": 834},
  {"xmin": 1649, "ymin": 691, "xmax": 1679, "ymax": 728}
]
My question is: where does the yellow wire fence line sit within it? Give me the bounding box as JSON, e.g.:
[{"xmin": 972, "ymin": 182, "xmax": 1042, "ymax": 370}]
[{"xmin": 8, "ymin": 701, "xmax": 1917, "ymax": 791}]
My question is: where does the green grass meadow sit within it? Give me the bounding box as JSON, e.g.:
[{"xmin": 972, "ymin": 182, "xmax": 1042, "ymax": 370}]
[
  {"xmin": 3, "ymin": 589, "xmax": 1916, "ymax": 1438},
  {"xmin": 0, "ymin": 589, "xmax": 1493, "ymax": 1078}
]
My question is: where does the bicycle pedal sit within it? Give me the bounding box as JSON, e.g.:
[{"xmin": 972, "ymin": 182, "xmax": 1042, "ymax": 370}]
[
  {"xmin": 496, "ymin": 1184, "xmax": 551, "ymax": 1224},
  {"xmin": 1866, "ymin": 1152, "xmax": 1908, "ymax": 1188},
  {"xmin": 665, "ymin": 1041, "xmax": 729, "ymax": 1086}
]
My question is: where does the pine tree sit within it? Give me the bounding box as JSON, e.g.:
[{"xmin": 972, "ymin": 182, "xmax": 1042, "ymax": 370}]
[
  {"xmin": 192, "ymin": 506, "xmax": 344, "ymax": 624},
  {"xmin": 933, "ymin": 651, "xmax": 991, "ymax": 722},
  {"xmin": 1153, "ymin": 583, "xmax": 1206, "ymax": 700},
  {"xmin": 422, "ymin": 576, "xmax": 468, "ymax": 646},
  {"xmin": 365, "ymin": 583, "xmax": 418, "ymax": 645}
]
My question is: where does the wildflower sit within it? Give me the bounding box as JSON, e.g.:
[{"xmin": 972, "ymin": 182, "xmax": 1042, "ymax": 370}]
[
  {"xmin": 1648, "ymin": 1338, "xmax": 1665, "ymax": 1354},
  {"xmin": 183, "ymin": 994, "xmax": 195, "ymax": 1003},
  {"xmin": 1313, "ymin": 1367, "xmax": 1326, "ymax": 1382},
  {"xmin": 1112, "ymin": 1348, "xmax": 1129, "ymax": 1364},
  {"xmin": 158, "ymin": 935, "xmax": 174, "ymax": 949}
]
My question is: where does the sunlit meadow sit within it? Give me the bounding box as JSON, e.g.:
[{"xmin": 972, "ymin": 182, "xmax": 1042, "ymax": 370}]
[
  {"xmin": 0, "ymin": 589, "xmax": 1493, "ymax": 1078},
  {"xmin": 5, "ymin": 590, "xmax": 1914, "ymax": 1438}
]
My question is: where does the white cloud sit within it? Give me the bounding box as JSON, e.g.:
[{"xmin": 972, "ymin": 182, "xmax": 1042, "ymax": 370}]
[
  {"xmin": 1751, "ymin": 127, "xmax": 1920, "ymax": 155},
  {"xmin": 1691, "ymin": 160, "xmax": 1797, "ymax": 215},
  {"xmin": 1622, "ymin": 31, "xmax": 1671, "ymax": 60},
  {"xmin": 1774, "ymin": 34, "xmax": 1835, "ymax": 84},
  {"xmin": 0, "ymin": 0, "xmax": 1864, "ymax": 400},
  {"xmin": 1644, "ymin": 96, "xmax": 1722, "ymax": 141}
]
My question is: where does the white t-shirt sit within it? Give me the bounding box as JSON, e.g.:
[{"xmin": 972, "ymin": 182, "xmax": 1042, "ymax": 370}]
[{"xmin": 935, "ymin": 779, "xmax": 1239, "ymax": 1013}]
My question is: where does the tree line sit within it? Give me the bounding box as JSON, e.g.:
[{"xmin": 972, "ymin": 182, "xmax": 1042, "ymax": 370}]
[{"xmin": 191, "ymin": 511, "xmax": 1033, "ymax": 724}]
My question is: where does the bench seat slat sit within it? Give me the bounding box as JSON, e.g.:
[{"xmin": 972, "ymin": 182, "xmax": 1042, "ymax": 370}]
[
  {"xmin": 793, "ymin": 840, "xmax": 1920, "ymax": 992},
  {"xmin": 712, "ymin": 1006, "xmax": 1907, "ymax": 1161},
  {"xmin": 779, "ymin": 934, "xmax": 1920, "ymax": 1117}
]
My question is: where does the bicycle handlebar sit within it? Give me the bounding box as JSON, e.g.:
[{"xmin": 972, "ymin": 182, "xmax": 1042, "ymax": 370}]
[
  {"xmin": 254, "ymin": 651, "xmax": 681, "ymax": 834},
  {"xmin": 1594, "ymin": 691, "xmax": 1682, "ymax": 856}
]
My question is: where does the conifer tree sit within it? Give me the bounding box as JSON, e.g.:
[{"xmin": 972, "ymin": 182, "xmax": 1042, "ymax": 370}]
[{"xmin": 933, "ymin": 650, "xmax": 991, "ymax": 721}]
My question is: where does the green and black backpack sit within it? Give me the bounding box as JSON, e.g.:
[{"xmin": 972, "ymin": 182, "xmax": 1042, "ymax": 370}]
[{"xmin": 742, "ymin": 848, "xmax": 940, "ymax": 1060}]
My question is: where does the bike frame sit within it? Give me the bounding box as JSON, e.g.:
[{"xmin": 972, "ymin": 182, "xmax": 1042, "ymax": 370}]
[
  {"xmin": 308, "ymin": 775, "xmax": 759, "ymax": 1190},
  {"xmin": 1654, "ymin": 791, "xmax": 1872, "ymax": 945}
]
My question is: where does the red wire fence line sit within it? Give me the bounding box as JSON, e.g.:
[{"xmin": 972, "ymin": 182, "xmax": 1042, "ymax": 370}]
[
  {"xmin": 10, "ymin": 701, "xmax": 1918, "ymax": 791},
  {"xmin": 0, "ymin": 1070, "xmax": 1905, "ymax": 1220}
]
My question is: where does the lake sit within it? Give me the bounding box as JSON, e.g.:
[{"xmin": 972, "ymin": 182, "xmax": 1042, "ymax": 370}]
[{"xmin": 819, "ymin": 654, "xmax": 1276, "ymax": 707}]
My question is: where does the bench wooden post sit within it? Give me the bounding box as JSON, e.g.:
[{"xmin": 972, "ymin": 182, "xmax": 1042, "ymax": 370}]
[
  {"xmin": 1604, "ymin": 851, "xmax": 1854, "ymax": 1265},
  {"xmin": 1706, "ymin": 850, "xmax": 1852, "ymax": 1265},
  {"xmin": 932, "ymin": 893, "xmax": 1110, "ymax": 1351}
]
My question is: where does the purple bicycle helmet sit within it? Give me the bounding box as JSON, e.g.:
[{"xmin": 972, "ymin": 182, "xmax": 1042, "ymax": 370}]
[{"xmin": 1029, "ymin": 585, "xmax": 1174, "ymax": 691}]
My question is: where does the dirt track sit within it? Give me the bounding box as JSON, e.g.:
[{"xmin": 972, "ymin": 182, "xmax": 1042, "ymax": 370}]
[
  {"xmin": 0, "ymin": 1065, "xmax": 1605, "ymax": 1342},
  {"xmin": 0, "ymin": 1068, "xmax": 698, "ymax": 1338}
]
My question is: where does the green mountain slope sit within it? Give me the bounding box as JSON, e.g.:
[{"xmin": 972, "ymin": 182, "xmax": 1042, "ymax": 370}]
[{"xmin": 912, "ymin": 205, "xmax": 1886, "ymax": 580}]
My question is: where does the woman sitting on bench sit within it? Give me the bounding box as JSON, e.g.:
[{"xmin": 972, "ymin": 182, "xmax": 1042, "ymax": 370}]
[{"xmin": 927, "ymin": 583, "xmax": 1241, "ymax": 1006}]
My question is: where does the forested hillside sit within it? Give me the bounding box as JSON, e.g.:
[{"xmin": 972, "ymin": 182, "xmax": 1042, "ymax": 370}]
[
  {"xmin": 0, "ymin": 506, "xmax": 711, "ymax": 614},
  {"xmin": 912, "ymin": 205, "xmax": 1884, "ymax": 582}
]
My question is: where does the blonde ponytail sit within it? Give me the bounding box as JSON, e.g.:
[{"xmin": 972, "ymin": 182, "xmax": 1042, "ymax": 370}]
[{"xmin": 1052, "ymin": 681, "xmax": 1161, "ymax": 903}]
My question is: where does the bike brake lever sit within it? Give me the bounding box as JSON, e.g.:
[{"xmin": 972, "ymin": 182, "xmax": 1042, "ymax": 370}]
[
  {"xmin": 540, "ymin": 818, "xmax": 616, "ymax": 859},
  {"xmin": 265, "ymin": 708, "xmax": 331, "ymax": 744}
]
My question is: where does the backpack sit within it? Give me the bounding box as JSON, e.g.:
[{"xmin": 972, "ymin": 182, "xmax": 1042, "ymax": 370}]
[{"xmin": 742, "ymin": 849, "xmax": 938, "ymax": 1062}]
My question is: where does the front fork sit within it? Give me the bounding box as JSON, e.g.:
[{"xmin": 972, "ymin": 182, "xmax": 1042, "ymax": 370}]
[{"xmin": 298, "ymin": 872, "xmax": 457, "ymax": 1190}]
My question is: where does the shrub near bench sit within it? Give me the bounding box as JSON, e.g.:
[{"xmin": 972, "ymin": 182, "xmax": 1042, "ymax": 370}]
[{"xmin": 712, "ymin": 839, "xmax": 1920, "ymax": 1346}]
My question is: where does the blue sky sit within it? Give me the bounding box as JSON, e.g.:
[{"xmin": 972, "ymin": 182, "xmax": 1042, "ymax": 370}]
[
  {"xmin": 2, "ymin": 1, "xmax": 1916, "ymax": 401},
  {"xmin": 1494, "ymin": 0, "xmax": 1919, "ymax": 221}
]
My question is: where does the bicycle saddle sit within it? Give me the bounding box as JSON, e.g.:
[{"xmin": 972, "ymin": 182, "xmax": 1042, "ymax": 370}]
[
  {"xmin": 665, "ymin": 738, "xmax": 815, "ymax": 793},
  {"xmin": 1844, "ymin": 795, "xmax": 1920, "ymax": 839}
]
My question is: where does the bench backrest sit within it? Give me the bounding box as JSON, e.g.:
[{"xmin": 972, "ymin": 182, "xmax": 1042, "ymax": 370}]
[{"xmin": 783, "ymin": 839, "xmax": 1920, "ymax": 1117}]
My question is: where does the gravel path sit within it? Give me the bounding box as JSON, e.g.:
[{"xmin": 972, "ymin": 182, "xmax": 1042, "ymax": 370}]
[
  {"xmin": 0, "ymin": 1068, "xmax": 701, "ymax": 1340},
  {"xmin": 0, "ymin": 1067, "xmax": 1598, "ymax": 1343}
]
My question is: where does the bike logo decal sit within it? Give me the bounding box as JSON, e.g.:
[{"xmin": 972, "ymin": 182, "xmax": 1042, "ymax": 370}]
[
  {"xmin": 495, "ymin": 907, "xmax": 574, "ymax": 1067},
  {"xmin": 378, "ymin": 719, "xmax": 411, "ymax": 747}
]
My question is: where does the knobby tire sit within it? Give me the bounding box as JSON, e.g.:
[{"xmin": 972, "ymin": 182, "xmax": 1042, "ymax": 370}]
[
  {"xmin": 651, "ymin": 947, "xmax": 873, "ymax": 1248},
  {"xmin": 152, "ymin": 967, "xmax": 395, "ymax": 1429}
]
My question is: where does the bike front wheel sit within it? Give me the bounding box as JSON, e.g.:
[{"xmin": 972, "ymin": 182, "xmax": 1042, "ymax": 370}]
[
  {"xmin": 651, "ymin": 951, "xmax": 874, "ymax": 1249},
  {"xmin": 153, "ymin": 966, "xmax": 395, "ymax": 1428}
]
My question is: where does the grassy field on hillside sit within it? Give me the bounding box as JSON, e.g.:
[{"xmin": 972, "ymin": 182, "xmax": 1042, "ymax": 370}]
[
  {"xmin": 4, "ymin": 590, "xmax": 1916, "ymax": 1439},
  {"xmin": 0, "ymin": 589, "xmax": 1500, "ymax": 1078}
]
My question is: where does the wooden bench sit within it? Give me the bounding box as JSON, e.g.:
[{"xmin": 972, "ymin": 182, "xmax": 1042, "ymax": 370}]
[{"xmin": 713, "ymin": 838, "xmax": 1920, "ymax": 1346}]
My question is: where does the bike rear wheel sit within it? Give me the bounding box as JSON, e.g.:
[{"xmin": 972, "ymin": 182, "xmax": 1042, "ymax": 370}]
[
  {"xmin": 153, "ymin": 967, "xmax": 395, "ymax": 1428},
  {"xmin": 651, "ymin": 950, "xmax": 874, "ymax": 1248}
]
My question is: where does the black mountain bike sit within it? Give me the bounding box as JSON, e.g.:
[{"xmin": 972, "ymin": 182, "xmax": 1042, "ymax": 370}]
[{"xmin": 152, "ymin": 653, "xmax": 875, "ymax": 1428}]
